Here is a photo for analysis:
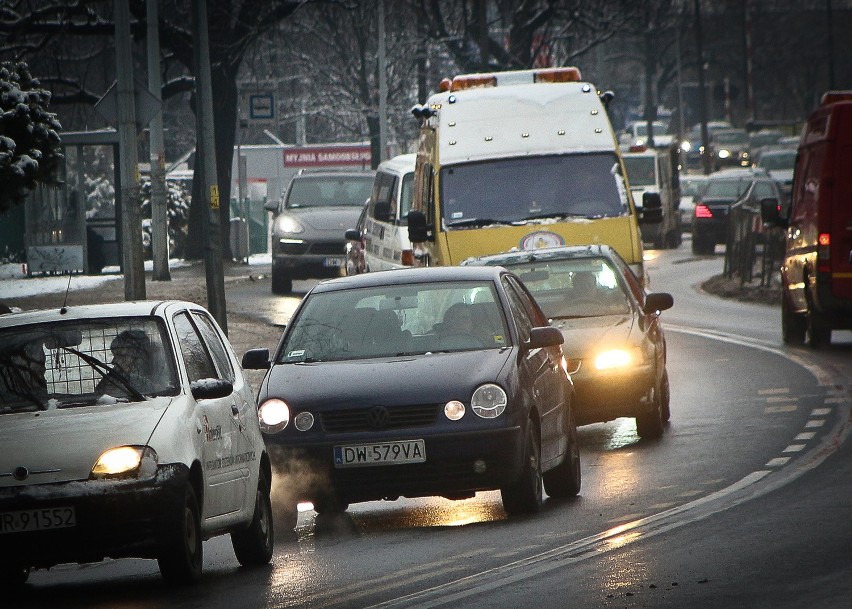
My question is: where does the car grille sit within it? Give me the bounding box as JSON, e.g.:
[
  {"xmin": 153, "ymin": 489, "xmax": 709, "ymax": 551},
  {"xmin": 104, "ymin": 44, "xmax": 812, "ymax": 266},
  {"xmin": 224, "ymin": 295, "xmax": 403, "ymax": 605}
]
[
  {"xmin": 320, "ymin": 405, "xmax": 441, "ymax": 433},
  {"xmin": 332, "ymin": 460, "xmax": 487, "ymax": 498}
]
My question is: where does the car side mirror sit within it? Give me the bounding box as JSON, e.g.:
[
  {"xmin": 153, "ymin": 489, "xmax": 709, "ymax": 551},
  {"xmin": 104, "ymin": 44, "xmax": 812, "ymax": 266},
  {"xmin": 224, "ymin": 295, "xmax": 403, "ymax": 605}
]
[
  {"xmin": 640, "ymin": 192, "xmax": 663, "ymax": 224},
  {"xmin": 242, "ymin": 348, "xmax": 270, "ymax": 370},
  {"xmin": 643, "ymin": 292, "xmax": 674, "ymax": 314},
  {"xmin": 345, "ymin": 228, "xmax": 361, "ymax": 241},
  {"xmin": 407, "ymin": 210, "xmax": 432, "ymax": 242},
  {"xmin": 191, "ymin": 378, "xmax": 233, "ymax": 400},
  {"xmin": 760, "ymin": 197, "xmax": 787, "ymax": 228},
  {"xmin": 263, "ymin": 199, "xmax": 279, "ymax": 213},
  {"xmin": 525, "ymin": 326, "xmax": 564, "ymax": 350}
]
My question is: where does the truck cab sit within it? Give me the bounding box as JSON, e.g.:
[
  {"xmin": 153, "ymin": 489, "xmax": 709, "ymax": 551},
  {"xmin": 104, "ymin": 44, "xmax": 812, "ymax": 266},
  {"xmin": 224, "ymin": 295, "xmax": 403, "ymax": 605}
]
[{"xmin": 622, "ymin": 145, "xmax": 682, "ymax": 249}]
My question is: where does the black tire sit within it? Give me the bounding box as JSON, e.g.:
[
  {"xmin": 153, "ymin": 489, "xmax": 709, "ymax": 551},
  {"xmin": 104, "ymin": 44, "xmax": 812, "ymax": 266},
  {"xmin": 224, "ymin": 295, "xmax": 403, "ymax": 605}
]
[
  {"xmin": 781, "ymin": 294, "xmax": 806, "ymax": 345},
  {"xmin": 660, "ymin": 369, "xmax": 672, "ymax": 423},
  {"xmin": 636, "ymin": 375, "xmax": 666, "ymax": 439},
  {"xmin": 158, "ymin": 484, "xmax": 203, "ymax": 585},
  {"xmin": 543, "ymin": 409, "xmax": 581, "ymax": 499},
  {"xmin": 806, "ymin": 310, "xmax": 831, "ymax": 349},
  {"xmin": 501, "ymin": 423, "xmax": 543, "ymax": 515},
  {"xmin": 231, "ymin": 471, "xmax": 274, "ymax": 567},
  {"xmin": 271, "ymin": 268, "xmax": 292, "ymax": 295}
]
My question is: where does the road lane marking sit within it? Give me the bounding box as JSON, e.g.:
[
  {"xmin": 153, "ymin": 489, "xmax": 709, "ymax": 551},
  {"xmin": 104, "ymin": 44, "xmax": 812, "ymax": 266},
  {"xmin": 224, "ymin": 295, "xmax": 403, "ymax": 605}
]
[
  {"xmin": 766, "ymin": 457, "xmax": 791, "ymax": 467},
  {"xmin": 783, "ymin": 444, "xmax": 806, "ymax": 453},
  {"xmin": 805, "ymin": 419, "xmax": 826, "ymax": 428},
  {"xmin": 795, "ymin": 431, "xmax": 817, "ymax": 441},
  {"xmin": 759, "ymin": 388, "xmax": 790, "ymax": 395},
  {"xmin": 811, "ymin": 408, "xmax": 832, "ymax": 416},
  {"xmin": 765, "ymin": 405, "xmax": 797, "ymax": 413}
]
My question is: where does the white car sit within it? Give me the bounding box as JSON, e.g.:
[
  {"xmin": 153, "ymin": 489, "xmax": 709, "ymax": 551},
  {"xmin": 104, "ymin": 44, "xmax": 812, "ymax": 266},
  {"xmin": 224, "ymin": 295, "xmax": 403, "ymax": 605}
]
[{"xmin": 0, "ymin": 301, "xmax": 273, "ymax": 585}]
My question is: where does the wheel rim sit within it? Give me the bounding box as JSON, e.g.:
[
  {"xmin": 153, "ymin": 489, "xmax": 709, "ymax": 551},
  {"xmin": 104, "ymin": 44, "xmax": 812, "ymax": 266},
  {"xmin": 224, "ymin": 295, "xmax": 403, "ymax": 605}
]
[{"xmin": 184, "ymin": 505, "xmax": 199, "ymax": 563}]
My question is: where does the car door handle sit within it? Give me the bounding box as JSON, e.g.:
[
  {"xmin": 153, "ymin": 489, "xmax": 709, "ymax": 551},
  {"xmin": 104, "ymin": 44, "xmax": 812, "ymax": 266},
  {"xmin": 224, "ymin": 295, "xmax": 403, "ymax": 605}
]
[{"xmin": 231, "ymin": 404, "xmax": 239, "ymax": 416}]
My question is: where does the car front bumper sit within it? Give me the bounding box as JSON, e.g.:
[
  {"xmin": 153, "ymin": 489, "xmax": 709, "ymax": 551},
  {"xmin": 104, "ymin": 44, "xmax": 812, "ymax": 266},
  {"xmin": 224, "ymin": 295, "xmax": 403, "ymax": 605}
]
[
  {"xmin": 571, "ymin": 365, "xmax": 656, "ymax": 426},
  {"xmin": 265, "ymin": 426, "xmax": 526, "ymax": 504},
  {"xmin": 0, "ymin": 463, "xmax": 190, "ymax": 569}
]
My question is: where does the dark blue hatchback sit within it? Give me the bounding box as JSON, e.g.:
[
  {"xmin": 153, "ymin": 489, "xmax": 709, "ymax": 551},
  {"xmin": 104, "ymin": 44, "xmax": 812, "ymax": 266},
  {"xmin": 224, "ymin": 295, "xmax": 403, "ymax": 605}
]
[{"xmin": 243, "ymin": 266, "xmax": 581, "ymax": 524}]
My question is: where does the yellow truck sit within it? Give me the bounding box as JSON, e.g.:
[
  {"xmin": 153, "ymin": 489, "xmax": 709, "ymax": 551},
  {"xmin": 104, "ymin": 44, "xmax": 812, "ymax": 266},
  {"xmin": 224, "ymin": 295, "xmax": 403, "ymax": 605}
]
[{"xmin": 407, "ymin": 66, "xmax": 659, "ymax": 283}]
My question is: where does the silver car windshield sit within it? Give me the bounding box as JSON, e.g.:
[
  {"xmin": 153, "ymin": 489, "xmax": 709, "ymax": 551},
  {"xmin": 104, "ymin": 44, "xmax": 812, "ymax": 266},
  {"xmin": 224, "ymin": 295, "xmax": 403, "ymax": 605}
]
[
  {"xmin": 278, "ymin": 281, "xmax": 510, "ymax": 363},
  {"xmin": 286, "ymin": 176, "xmax": 374, "ymax": 208},
  {"xmin": 0, "ymin": 318, "xmax": 179, "ymax": 412}
]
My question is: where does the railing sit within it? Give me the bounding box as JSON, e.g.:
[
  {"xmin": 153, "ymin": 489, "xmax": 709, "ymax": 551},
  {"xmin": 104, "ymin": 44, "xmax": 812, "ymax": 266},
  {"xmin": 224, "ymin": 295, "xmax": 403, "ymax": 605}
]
[{"xmin": 724, "ymin": 199, "xmax": 785, "ymax": 288}]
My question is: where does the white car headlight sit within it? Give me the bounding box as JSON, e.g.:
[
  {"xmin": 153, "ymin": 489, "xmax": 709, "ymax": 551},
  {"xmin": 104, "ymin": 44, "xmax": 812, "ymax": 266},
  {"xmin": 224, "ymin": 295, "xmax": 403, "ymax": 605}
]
[
  {"xmin": 717, "ymin": 149, "xmax": 731, "ymax": 159},
  {"xmin": 91, "ymin": 446, "xmax": 157, "ymax": 479},
  {"xmin": 471, "ymin": 384, "xmax": 507, "ymax": 419},
  {"xmin": 444, "ymin": 400, "xmax": 466, "ymax": 421},
  {"xmin": 681, "ymin": 140, "xmax": 692, "ymax": 152},
  {"xmin": 594, "ymin": 347, "xmax": 643, "ymax": 371},
  {"xmin": 276, "ymin": 216, "xmax": 304, "ymax": 235},
  {"xmin": 258, "ymin": 398, "xmax": 290, "ymax": 433}
]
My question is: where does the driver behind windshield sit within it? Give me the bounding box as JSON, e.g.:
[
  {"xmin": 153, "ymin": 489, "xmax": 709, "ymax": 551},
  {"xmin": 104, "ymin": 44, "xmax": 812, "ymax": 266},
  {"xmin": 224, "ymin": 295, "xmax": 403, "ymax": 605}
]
[{"xmin": 97, "ymin": 330, "xmax": 162, "ymax": 397}]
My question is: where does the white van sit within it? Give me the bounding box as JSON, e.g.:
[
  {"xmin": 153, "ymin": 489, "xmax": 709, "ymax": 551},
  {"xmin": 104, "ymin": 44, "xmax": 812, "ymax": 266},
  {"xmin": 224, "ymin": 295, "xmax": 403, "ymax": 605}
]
[
  {"xmin": 362, "ymin": 153, "xmax": 417, "ymax": 271},
  {"xmin": 621, "ymin": 145, "xmax": 682, "ymax": 248}
]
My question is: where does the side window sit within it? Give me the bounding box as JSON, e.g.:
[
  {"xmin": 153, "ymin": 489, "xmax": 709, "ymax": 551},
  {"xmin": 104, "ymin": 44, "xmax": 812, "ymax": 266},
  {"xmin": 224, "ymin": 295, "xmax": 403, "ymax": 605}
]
[
  {"xmin": 369, "ymin": 172, "xmax": 396, "ymax": 222},
  {"xmin": 399, "ymin": 172, "xmax": 415, "ymax": 225},
  {"xmin": 502, "ymin": 277, "xmax": 534, "ymax": 339},
  {"xmin": 173, "ymin": 312, "xmax": 218, "ymax": 383},
  {"xmin": 752, "ymin": 180, "xmax": 775, "ymax": 203},
  {"xmin": 192, "ymin": 312, "xmax": 236, "ymax": 383}
]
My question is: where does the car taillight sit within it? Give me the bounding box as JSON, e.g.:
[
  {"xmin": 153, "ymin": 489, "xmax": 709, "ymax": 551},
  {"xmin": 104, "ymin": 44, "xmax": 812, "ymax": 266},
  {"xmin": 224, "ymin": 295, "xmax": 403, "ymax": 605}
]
[
  {"xmin": 695, "ymin": 204, "xmax": 713, "ymax": 219},
  {"xmin": 401, "ymin": 249, "xmax": 414, "ymax": 266}
]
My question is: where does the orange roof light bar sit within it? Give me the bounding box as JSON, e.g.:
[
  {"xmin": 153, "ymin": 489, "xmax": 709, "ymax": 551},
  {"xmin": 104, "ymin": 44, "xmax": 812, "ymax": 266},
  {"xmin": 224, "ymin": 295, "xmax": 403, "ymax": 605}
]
[
  {"xmin": 441, "ymin": 67, "xmax": 584, "ymax": 92},
  {"xmin": 450, "ymin": 74, "xmax": 497, "ymax": 92},
  {"xmin": 533, "ymin": 67, "xmax": 582, "ymax": 83}
]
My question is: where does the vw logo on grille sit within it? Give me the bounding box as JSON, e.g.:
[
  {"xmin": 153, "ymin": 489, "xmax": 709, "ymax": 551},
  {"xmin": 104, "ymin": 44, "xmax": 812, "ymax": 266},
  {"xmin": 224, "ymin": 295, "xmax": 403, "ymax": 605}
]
[
  {"xmin": 367, "ymin": 406, "xmax": 390, "ymax": 429},
  {"xmin": 13, "ymin": 466, "xmax": 29, "ymax": 481}
]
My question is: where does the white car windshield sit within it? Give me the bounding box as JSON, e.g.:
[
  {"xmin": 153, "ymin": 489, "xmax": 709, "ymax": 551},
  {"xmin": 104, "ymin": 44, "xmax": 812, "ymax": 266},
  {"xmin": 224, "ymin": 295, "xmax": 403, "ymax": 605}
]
[
  {"xmin": 0, "ymin": 318, "xmax": 179, "ymax": 412},
  {"xmin": 278, "ymin": 281, "xmax": 510, "ymax": 362}
]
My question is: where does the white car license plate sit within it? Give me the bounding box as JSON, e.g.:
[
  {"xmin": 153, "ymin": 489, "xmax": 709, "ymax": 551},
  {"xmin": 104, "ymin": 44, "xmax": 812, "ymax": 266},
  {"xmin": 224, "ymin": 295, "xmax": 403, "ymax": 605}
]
[
  {"xmin": 334, "ymin": 440, "xmax": 425, "ymax": 468},
  {"xmin": 0, "ymin": 506, "xmax": 76, "ymax": 534},
  {"xmin": 323, "ymin": 257, "xmax": 344, "ymax": 268}
]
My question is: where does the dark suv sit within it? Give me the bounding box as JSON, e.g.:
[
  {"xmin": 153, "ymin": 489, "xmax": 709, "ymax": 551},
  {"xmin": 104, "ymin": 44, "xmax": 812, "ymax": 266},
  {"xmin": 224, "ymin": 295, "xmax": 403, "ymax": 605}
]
[
  {"xmin": 691, "ymin": 168, "xmax": 781, "ymax": 255},
  {"xmin": 266, "ymin": 171, "xmax": 374, "ymax": 294}
]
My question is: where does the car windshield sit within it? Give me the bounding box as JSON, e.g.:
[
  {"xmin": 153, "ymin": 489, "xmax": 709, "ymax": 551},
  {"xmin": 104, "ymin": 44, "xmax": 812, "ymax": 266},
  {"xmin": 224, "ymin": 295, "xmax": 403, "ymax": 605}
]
[
  {"xmin": 623, "ymin": 156, "xmax": 657, "ymax": 187},
  {"xmin": 757, "ymin": 151, "xmax": 796, "ymax": 170},
  {"xmin": 0, "ymin": 318, "xmax": 179, "ymax": 412},
  {"xmin": 714, "ymin": 131, "xmax": 749, "ymax": 145},
  {"xmin": 633, "ymin": 122, "xmax": 666, "ymax": 137},
  {"xmin": 504, "ymin": 257, "xmax": 631, "ymax": 319},
  {"xmin": 277, "ymin": 281, "xmax": 511, "ymax": 362},
  {"xmin": 440, "ymin": 152, "xmax": 629, "ymax": 227},
  {"xmin": 286, "ymin": 175, "xmax": 374, "ymax": 208},
  {"xmin": 703, "ymin": 178, "xmax": 751, "ymax": 199}
]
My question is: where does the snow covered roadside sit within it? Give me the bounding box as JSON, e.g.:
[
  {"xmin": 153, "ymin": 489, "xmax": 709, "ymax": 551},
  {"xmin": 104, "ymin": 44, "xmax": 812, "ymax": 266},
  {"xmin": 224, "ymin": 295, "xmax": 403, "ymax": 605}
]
[{"xmin": 0, "ymin": 254, "xmax": 271, "ymax": 301}]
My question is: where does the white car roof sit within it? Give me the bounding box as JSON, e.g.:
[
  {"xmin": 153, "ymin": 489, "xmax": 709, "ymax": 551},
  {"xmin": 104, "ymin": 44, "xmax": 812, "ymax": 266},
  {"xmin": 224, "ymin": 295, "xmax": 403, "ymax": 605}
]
[{"xmin": 0, "ymin": 300, "xmax": 204, "ymax": 329}]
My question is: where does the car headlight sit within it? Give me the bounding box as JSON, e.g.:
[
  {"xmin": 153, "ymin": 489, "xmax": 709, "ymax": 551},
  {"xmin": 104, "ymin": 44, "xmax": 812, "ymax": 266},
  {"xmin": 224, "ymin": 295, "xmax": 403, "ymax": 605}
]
[
  {"xmin": 91, "ymin": 446, "xmax": 157, "ymax": 479},
  {"xmin": 594, "ymin": 347, "xmax": 643, "ymax": 371},
  {"xmin": 444, "ymin": 400, "xmax": 466, "ymax": 421},
  {"xmin": 276, "ymin": 216, "xmax": 304, "ymax": 235},
  {"xmin": 717, "ymin": 149, "xmax": 731, "ymax": 159},
  {"xmin": 258, "ymin": 398, "xmax": 290, "ymax": 434},
  {"xmin": 681, "ymin": 140, "xmax": 692, "ymax": 152},
  {"xmin": 471, "ymin": 384, "xmax": 507, "ymax": 419}
]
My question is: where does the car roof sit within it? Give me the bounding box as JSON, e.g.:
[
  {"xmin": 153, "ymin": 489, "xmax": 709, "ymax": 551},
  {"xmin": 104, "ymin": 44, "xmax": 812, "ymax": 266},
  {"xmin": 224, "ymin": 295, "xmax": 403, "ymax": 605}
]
[
  {"xmin": 310, "ymin": 266, "xmax": 507, "ymax": 294},
  {"xmin": 709, "ymin": 167, "xmax": 769, "ymax": 179},
  {"xmin": 377, "ymin": 153, "xmax": 416, "ymax": 175},
  {"xmin": 462, "ymin": 244, "xmax": 617, "ymax": 267},
  {"xmin": 0, "ymin": 300, "xmax": 203, "ymax": 329}
]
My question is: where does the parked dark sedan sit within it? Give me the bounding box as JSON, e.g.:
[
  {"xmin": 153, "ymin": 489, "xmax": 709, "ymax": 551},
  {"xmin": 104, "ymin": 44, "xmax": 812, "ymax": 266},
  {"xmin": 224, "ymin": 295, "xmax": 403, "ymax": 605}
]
[
  {"xmin": 463, "ymin": 245, "xmax": 673, "ymax": 439},
  {"xmin": 243, "ymin": 266, "xmax": 581, "ymax": 522}
]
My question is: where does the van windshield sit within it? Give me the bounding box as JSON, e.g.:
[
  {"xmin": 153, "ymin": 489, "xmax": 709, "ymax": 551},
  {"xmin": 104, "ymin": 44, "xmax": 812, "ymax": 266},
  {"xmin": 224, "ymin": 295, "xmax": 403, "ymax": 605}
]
[
  {"xmin": 440, "ymin": 153, "xmax": 629, "ymax": 227},
  {"xmin": 623, "ymin": 156, "xmax": 657, "ymax": 187}
]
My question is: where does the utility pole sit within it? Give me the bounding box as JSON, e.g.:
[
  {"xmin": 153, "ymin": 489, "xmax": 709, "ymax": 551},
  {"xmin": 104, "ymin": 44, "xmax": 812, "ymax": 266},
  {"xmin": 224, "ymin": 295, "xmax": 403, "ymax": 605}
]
[
  {"xmin": 693, "ymin": 0, "xmax": 712, "ymax": 176},
  {"xmin": 147, "ymin": 0, "xmax": 170, "ymax": 281},
  {"xmin": 377, "ymin": 0, "xmax": 388, "ymax": 164},
  {"xmin": 192, "ymin": 0, "xmax": 228, "ymax": 333},
  {"xmin": 114, "ymin": 0, "xmax": 145, "ymax": 300}
]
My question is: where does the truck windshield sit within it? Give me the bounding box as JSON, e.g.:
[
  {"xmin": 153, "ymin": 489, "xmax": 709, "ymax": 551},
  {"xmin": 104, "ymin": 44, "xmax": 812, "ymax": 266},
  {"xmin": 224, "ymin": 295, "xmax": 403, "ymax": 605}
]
[
  {"xmin": 440, "ymin": 153, "xmax": 629, "ymax": 227},
  {"xmin": 623, "ymin": 156, "xmax": 657, "ymax": 188}
]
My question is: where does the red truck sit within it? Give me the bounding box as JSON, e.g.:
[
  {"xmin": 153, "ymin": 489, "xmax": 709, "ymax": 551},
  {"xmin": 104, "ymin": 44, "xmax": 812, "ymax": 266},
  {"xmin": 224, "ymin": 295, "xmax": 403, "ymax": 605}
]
[{"xmin": 762, "ymin": 91, "xmax": 852, "ymax": 347}]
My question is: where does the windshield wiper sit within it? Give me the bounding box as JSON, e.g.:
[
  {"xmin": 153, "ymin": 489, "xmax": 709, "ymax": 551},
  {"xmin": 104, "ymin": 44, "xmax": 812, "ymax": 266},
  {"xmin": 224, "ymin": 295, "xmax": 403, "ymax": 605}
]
[
  {"xmin": 520, "ymin": 212, "xmax": 588, "ymax": 222},
  {"xmin": 446, "ymin": 218, "xmax": 512, "ymax": 228},
  {"xmin": 63, "ymin": 347, "xmax": 147, "ymax": 402}
]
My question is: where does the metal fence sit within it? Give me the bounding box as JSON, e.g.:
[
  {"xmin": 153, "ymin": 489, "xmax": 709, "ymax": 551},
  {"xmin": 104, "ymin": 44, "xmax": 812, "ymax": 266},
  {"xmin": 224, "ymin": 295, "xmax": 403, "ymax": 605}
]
[{"xmin": 724, "ymin": 200, "xmax": 785, "ymax": 287}]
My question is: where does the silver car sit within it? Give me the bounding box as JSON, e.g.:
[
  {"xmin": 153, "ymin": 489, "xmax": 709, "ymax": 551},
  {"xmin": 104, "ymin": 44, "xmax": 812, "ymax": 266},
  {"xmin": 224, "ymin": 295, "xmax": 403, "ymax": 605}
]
[{"xmin": 267, "ymin": 171, "xmax": 374, "ymax": 294}]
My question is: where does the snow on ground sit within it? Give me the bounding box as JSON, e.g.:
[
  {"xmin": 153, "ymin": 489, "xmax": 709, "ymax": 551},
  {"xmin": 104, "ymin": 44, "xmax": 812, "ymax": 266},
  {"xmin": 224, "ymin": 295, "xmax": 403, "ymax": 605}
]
[{"xmin": 0, "ymin": 254, "xmax": 272, "ymax": 300}]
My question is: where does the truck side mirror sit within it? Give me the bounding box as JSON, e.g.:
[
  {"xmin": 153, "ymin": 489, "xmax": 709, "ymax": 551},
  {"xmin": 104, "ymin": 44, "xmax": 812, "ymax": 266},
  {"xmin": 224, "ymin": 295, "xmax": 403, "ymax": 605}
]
[
  {"xmin": 407, "ymin": 210, "xmax": 432, "ymax": 242},
  {"xmin": 344, "ymin": 228, "xmax": 361, "ymax": 241},
  {"xmin": 640, "ymin": 192, "xmax": 663, "ymax": 224}
]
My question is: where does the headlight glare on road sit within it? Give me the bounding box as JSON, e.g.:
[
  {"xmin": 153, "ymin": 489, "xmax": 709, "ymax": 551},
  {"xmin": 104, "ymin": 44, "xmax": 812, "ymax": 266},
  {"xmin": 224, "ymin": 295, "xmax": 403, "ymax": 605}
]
[
  {"xmin": 258, "ymin": 398, "xmax": 290, "ymax": 434},
  {"xmin": 471, "ymin": 384, "xmax": 507, "ymax": 418},
  {"xmin": 594, "ymin": 347, "xmax": 642, "ymax": 370},
  {"xmin": 91, "ymin": 446, "xmax": 157, "ymax": 479},
  {"xmin": 444, "ymin": 400, "xmax": 466, "ymax": 421}
]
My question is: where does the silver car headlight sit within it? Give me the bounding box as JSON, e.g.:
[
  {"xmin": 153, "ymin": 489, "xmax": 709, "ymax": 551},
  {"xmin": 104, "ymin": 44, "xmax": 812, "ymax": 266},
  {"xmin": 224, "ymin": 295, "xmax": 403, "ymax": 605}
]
[
  {"xmin": 276, "ymin": 215, "xmax": 304, "ymax": 235},
  {"xmin": 91, "ymin": 446, "xmax": 158, "ymax": 480},
  {"xmin": 471, "ymin": 384, "xmax": 507, "ymax": 419}
]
